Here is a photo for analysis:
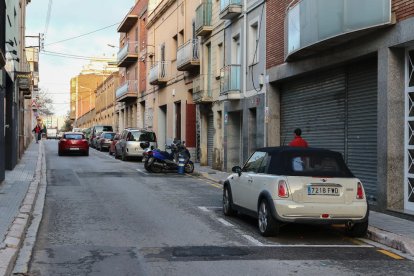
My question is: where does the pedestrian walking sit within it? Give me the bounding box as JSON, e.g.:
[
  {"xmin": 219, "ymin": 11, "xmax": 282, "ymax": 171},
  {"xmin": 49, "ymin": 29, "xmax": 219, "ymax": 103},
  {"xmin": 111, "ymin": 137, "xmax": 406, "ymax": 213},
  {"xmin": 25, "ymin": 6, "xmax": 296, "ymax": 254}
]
[
  {"xmin": 32, "ymin": 123, "xmax": 43, "ymax": 143},
  {"xmin": 288, "ymin": 128, "xmax": 309, "ymax": 148}
]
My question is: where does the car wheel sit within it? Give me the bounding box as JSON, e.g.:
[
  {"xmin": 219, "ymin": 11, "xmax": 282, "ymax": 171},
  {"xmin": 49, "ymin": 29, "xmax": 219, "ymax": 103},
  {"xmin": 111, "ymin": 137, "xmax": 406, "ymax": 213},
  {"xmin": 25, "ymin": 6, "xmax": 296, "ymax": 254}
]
[
  {"xmin": 184, "ymin": 161, "xmax": 194, "ymax": 173},
  {"xmin": 121, "ymin": 149, "xmax": 128, "ymax": 161},
  {"xmin": 223, "ymin": 185, "xmax": 236, "ymax": 216},
  {"xmin": 258, "ymin": 199, "xmax": 279, "ymax": 237},
  {"xmin": 346, "ymin": 221, "xmax": 368, "ymax": 237},
  {"xmin": 58, "ymin": 150, "xmax": 62, "ymax": 156},
  {"xmin": 85, "ymin": 150, "xmax": 89, "ymax": 156}
]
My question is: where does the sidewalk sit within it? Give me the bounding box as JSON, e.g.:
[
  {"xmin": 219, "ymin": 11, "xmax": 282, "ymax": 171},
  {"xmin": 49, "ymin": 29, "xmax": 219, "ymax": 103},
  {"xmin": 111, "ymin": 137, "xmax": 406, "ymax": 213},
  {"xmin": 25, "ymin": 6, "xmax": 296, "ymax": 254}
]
[
  {"xmin": 0, "ymin": 141, "xmax": 45, "ymax": 276},
  {"xmin": 194, "ymin": 163, "xmax": 414, "ymax": 256}
]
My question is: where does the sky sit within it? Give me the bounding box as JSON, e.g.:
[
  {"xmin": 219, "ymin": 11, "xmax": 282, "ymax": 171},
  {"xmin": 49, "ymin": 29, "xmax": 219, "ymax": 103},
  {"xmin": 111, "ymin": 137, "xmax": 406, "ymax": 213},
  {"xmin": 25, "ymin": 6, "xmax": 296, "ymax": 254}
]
[{"xmin": 26, "ymin": 0, "xmax": 134, "ymax": 116}]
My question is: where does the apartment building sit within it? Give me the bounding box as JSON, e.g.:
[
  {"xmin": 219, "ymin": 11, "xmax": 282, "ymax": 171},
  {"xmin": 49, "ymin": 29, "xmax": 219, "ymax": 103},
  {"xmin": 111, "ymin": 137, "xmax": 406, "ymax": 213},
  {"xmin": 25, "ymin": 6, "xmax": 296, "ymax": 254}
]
[
  {"xmin": 146, "ymin": 0, "xmax": 198, "ymax": 152},
  {"xmin": 70, "ymin": 60, "xmax": 117, "ymax": 128},
  {"xmin": 266, "ymin": 0, "xmax": 414, "ymax": 213},
  {"xmin": 116, "ymin": 0, "xmax": 148, "ymax": 132},
  {"xmin": 95, "ymin": 72, "xmax": 119, "ymax": 129},
  {"xmin": 193, "ymin": 1, "xmax": 225, "ymax": 168},
  {"xmin": 1, "ymin": 0, "xmax": 33, "ymax": 174},
  {"xmin": 219, "ymin": 0, "xmax": 267, "ymax": 171}
]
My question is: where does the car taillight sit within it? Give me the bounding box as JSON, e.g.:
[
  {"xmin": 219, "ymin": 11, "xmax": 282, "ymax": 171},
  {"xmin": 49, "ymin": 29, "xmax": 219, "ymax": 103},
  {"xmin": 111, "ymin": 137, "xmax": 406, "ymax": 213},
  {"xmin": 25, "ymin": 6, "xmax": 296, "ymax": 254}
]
[
  {"xmin": 278, "ymin": 180, "xmax": 289, "ymax": 198},
  {"xmin": 356, "ymin": 182, "xmax": 364, "ymax": 199}
]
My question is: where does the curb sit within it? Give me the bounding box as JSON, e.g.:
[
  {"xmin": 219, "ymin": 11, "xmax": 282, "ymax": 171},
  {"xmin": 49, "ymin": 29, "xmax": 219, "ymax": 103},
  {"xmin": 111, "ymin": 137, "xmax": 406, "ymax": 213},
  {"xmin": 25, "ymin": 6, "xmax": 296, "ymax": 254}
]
[
  {"xmin": 195, "ymin": 171, "xmax": 225, "ymax": 184},
  {"xmin": 367, "ymin": 226, "xmax": 414, "ymax": 256},
  {"xmin": 0, "ymin": 142, "xmax": 45, "ymax": 276}
]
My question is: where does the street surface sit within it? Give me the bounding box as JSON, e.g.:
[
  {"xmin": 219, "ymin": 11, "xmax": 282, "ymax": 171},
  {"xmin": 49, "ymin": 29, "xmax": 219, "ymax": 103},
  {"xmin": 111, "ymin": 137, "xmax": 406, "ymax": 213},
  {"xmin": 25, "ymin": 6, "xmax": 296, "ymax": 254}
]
[{"xmin": 29, "ymin": 140, "xmax": 414, "ymax": 275}]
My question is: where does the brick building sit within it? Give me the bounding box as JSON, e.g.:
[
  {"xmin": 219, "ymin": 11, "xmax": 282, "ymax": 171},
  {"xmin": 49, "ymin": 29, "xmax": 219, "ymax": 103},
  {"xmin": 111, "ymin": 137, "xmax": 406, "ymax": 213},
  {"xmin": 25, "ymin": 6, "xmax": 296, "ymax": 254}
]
[{"xmin": 266, "ymin": 0, "xmax": 414, "ymax": 213}]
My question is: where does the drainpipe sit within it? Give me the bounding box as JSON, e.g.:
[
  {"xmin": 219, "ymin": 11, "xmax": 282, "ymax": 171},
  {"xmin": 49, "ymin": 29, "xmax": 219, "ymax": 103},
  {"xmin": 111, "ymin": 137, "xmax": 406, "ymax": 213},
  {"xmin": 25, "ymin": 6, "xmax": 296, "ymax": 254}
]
[{"xmin": 243, "ymin": 0, "xmax": 247, "ymax": 98}]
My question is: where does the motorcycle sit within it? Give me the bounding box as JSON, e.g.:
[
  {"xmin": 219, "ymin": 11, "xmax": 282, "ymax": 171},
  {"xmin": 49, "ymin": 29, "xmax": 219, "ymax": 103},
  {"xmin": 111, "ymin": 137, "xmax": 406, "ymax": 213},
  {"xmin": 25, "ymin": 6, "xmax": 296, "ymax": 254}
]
[{"xmin": 144, "ymin": 140, "xmax": 194, "ymax": 173}]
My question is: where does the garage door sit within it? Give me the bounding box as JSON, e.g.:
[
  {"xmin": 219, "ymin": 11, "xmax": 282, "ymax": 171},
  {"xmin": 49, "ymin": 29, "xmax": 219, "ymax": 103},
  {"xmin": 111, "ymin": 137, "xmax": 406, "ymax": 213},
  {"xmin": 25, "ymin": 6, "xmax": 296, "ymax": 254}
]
[
  {"xmin": 281, "ymin": 61, "xmax": 378, "ymax": 199},
  {"xmin": 207, "ymin": 114, "xmax": 214, "ymax": 166}
]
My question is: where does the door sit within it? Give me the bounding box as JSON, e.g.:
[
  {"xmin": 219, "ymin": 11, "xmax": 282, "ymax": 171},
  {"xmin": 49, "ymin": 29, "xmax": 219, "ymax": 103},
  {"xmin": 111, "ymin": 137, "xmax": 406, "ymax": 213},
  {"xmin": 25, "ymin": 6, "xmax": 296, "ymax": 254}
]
[
  {"xmin": 207, "ymin": 113, "xmax": 214, "ymax": 166},
  {"xmin": 175, "ymin": 101, "xmax": 181, "ymax": 140},
  {"xmin": 405, "ymin": 48, "xmax": 414, "ymax": 212}
]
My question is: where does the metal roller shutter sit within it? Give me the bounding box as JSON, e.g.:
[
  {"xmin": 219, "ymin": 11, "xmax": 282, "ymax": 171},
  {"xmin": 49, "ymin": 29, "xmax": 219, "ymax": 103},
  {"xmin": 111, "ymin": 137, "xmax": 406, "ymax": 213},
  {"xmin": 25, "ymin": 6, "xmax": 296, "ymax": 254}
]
[
  {"xmin": 346, "ymin": 61, "xmax": 378, "ymax": 199},
  {"xmin": 207, "ymin": 114, "xmax": 214, "ymax": 166},
  {"xmin": 281, "ymin": 69, "xmax": 347, "ymax": 154}
]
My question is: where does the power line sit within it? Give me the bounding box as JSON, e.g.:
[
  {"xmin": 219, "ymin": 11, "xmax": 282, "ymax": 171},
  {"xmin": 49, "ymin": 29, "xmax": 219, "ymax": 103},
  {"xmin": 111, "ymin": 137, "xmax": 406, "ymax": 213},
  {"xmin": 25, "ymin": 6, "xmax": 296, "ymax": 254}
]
[
  {"xmin": 44, "ymin": 22, "xmax": 120, "ymax": 46},
  {"xmin": 44, "ymin": 0, "xmax": 53, "ymax": 37},
  {"xmin": 40, "ymin": 51, "xmax": 115, "ymax": 61},
  {"xmin": 41, "ymin": 50, "xmax": 115, "ymax": 60}
]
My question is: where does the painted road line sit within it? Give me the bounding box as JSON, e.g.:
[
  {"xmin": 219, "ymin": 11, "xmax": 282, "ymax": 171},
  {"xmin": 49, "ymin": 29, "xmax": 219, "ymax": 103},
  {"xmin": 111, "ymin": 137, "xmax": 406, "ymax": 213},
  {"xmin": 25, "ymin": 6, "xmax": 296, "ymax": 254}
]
[
  {"xmin": 217, "ymin": 218, "xmax": 234, "ymax": 227},
  {"xmin": 242, "ymin": 235, "xmax": 264, "ymax": 246},
  {"xmin": 211, "ymin": 183, "xmax": 222, "ymax": 189},
  {"xmin": 198, "ymin": 206, "xmax": 222, "ymax": 211},
  {"xmin": 357, "ymin": 238, "xmax": 414, "ymax": 261},
  {"xmin": 198, "ymin": 207, "xmax": 210, "ymax": 212},
  {"xmin": 260, "ymin": 244, "xmax": 373, "ymax": 248},
  {"xmin": 377, "ymin": 249, "xmax": 404, "ymax": 260},
  {"xmin": 136, "ymin": 169, "xmax": 149, "ymax": 176}
]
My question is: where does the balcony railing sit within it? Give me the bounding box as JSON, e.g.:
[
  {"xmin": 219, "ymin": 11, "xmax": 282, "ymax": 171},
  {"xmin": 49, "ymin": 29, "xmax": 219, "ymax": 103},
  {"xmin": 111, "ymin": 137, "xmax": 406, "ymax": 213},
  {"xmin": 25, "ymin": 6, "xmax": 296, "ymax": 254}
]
[
  {"xmin": 220, "ymin": 64, "xmax": 241, "ymax": 99},
  {"xmin": 149, "ymin": 61, "xmax": 169, "ymax": 85},
  {"xmin": 219, "ymin": 0, "xmax": 242, "ymax": 20},
  {"xmin": 116, "ymin": 80, "xmax": 139, "ymax": 102},
  {"xmin": 286, "ymin": 0, "xmax": 392, "ymax": 60},
  {"xmin": 117, "ymin": 41, "xmax": 139, "ymax": 67},
  {"xmin": 193, "ymin": 75, "xmax": 213, "ymax": 103},
  {"xmin": 177, "ymin": 39, "xmax": 200, "ymax": 71},
  {"xmin": 195, "ymin": 2, "xmax": 213, "ymax": 37}
]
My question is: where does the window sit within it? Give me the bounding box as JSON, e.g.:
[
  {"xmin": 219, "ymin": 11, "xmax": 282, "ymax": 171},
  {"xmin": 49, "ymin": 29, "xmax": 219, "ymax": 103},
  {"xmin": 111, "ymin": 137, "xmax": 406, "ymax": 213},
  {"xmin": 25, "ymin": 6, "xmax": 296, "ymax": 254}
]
[
  {"xmin": 172, "ymin": 34, "xmax": 178, "ymax": 60},
  {"xmin": 216, "ymin": 43, "xmax": 224, "ymax": 77},
  {"xmin": 249, "ymin": 21, "xmax": 259, "ymax": 65},
  {"xmin": 232, "ymin": 34, "xmax": 241, "ymax": 64},
  {"xmin": 65, "ymin": 134, "xmax": 84, "ymax": 140},
  {"xmin": 243, "ymin": 151, "xmax": 266, "ymax": 173}
]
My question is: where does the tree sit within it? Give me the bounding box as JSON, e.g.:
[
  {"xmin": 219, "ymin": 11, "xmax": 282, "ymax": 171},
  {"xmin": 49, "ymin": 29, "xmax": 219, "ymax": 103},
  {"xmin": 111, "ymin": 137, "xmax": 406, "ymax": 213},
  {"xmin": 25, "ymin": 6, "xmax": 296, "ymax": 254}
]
[
  {"xmin": 34, "ymin": 89, "xmax": 54, "ymax": 116},
  {"xmin": 60, "ymin": 112, "xmax": 72, "ymax": 132}
]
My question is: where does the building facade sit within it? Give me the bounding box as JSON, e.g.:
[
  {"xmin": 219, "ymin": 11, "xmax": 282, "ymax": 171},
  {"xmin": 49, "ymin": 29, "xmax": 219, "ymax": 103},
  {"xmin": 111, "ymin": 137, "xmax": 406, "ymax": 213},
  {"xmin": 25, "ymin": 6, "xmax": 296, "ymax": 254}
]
[
  {"xmin": 95, "ymin": 72, "xmax": 119, "ymax": 129},
  {"xmin": 266, "ymin": 0, "xmax": 414, "ymax": 213},
  {"xmin": 220, "ymin": 0, "xmax": 267, "ymax": 171},
  {"xmin": 145, "ymin": 0, "xmax": 198, "ymax": 153},
  {"xmin": 116, "ymin": 0, "xmax": 148, "ymax": 132}
]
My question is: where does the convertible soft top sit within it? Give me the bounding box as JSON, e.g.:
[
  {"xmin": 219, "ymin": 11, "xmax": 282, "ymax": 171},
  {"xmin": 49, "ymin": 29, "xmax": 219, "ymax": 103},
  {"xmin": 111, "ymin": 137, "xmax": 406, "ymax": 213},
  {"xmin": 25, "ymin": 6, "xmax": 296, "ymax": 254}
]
[{"xmin": 256, "ymin": 147, "xmax": 354, "ymax": 177}]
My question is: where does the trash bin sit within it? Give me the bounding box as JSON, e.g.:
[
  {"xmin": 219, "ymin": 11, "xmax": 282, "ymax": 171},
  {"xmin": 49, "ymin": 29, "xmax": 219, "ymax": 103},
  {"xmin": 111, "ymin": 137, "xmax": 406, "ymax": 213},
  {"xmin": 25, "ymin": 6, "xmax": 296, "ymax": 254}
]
[{"xmin": 177, "ymin": 153, "xmax": 185, "ymax": 174}]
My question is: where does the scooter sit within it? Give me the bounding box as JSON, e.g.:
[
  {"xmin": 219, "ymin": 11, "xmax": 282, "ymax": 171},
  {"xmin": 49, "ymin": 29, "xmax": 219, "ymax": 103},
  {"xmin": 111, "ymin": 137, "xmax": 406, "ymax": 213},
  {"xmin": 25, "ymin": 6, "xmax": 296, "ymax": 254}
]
[{"xmin": 144, "ymin": 140, "xmax": 194, "ymax": 173}]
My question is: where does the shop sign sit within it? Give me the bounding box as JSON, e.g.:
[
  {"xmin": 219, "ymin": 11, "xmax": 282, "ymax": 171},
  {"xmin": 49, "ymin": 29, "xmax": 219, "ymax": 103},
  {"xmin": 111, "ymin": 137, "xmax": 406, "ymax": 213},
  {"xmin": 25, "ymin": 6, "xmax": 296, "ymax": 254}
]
[{"xmin": 15, "ymin": 71, "xmax": 31, "ymax": 91}]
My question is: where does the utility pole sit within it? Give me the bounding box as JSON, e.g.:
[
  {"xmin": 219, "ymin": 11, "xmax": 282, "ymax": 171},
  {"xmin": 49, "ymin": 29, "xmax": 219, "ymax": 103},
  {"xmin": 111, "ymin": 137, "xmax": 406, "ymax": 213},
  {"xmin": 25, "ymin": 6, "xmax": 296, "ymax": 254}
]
[{"xmin": 0, "ymin": 0, "xmax": 6, "ymax": 182}]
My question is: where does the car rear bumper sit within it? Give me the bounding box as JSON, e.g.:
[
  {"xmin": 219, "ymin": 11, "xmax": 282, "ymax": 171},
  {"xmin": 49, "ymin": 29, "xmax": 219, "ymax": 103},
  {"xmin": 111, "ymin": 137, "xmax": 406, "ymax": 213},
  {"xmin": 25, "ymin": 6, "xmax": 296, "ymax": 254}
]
[
  {"xmin": 125, "ymin": 147, "xmax": 144, "ymax": 157},
  {"xmin": 273, "ymin": 199, "xmax": 368, "ymax": 224}
]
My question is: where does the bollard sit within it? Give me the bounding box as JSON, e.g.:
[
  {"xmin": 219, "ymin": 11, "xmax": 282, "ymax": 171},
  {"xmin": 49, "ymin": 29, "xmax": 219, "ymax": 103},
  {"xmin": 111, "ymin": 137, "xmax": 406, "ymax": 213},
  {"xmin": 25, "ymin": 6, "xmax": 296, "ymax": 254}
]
[{"xmin": 178, "ymin": 153, "xmax": 185, "ymax": 174}]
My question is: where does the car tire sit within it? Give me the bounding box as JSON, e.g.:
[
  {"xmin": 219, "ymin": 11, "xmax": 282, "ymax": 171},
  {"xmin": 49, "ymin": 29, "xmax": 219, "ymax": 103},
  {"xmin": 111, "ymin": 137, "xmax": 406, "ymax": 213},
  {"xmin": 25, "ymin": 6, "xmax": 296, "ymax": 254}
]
[
  {"xmin": 85, "ymin": 150, "xmax": 89, "ymax": 156},
  {"xmin": 258, "ymin": 199, "xmax": 279, "ymax": 237},
  {"xmin": 346, "ymin": 221, "xmax": 368, "ymax": 237},
  {"xmin": 58, "ymin": 150, "xmax": 62, "ymax": 156},
  {"xmin": 223, "ymin": 185, "xmax": 236, "ymax": 216}
]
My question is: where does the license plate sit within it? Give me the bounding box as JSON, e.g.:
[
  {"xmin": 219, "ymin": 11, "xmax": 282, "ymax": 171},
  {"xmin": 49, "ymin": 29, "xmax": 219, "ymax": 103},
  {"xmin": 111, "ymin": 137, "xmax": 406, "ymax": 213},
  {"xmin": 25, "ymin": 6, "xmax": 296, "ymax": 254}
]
[
  {"xmin": 308, "ymin": 186, "xmax": 340, "ymax": 196},
  {"xmin": 70, "ymin": 148, "xmax": 79, "ymax": 151}
]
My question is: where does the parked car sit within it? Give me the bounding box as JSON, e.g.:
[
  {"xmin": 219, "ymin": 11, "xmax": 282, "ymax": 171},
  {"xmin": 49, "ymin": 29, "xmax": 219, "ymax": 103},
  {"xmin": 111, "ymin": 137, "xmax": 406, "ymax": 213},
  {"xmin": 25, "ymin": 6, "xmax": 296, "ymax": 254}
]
[
  {"xmin": 89, "ymin": 125, "xmax": 113, "ymax": 145},
  {"xmin": 91, "ymin": 131, "xmax": 103, "ymax": 148},
  {"xmin": 58, "ymin": 132, "xmax": 89, "ymax": 156},
  {"xmin": 109, "ymin": 133, "xmax": 120, "ymax": 156},
  {"xmin": 115, "ymin": 128, "xmax": 157, "ymax": 161},
  {"xmin": 97, "ymin": 132, "xmax": 116, "ymax": 151},
  {"xmin": 46, "ymin": 128, "xmax": 58, "ymax": 139},
  {"xmin": 57, "ymin": 132, "xmax": 64, "ymax": 139},
  {"xmin": 82, "ymin": 127, "xmax": 91, "ymax": 140},
  {"xmin": 223, "ymin": 147, "xmax": 369, "ymax": 237}
]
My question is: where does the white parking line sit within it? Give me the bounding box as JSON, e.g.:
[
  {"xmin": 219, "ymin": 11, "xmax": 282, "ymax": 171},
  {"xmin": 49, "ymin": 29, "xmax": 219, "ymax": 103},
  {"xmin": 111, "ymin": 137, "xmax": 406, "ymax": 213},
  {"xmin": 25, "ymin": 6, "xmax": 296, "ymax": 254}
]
[
  {"xmin": 260, "ymin": 244, "xmax": 373, "ymax": 248},
  {"xmin": 136, "ymin": 169, "xmax": 149, "ymax": 176},
  {"xmin": 242, "ymin": 235, "xmax": 264, "ymax": 246},
  {"xmin": 217, "ymin": 218, "xmax": 234, "ymax": 227},
  {"xmin": 198, "ymin": 207, "xmax": 210, "ymax": 212}
]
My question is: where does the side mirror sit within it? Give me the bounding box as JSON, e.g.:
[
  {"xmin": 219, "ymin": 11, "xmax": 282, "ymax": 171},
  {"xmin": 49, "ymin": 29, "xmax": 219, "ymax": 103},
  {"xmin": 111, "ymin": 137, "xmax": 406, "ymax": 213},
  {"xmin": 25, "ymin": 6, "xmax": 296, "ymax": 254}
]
[{"xmin": 232, "ymin": 166, "xmax": 242, "ymax": 176}]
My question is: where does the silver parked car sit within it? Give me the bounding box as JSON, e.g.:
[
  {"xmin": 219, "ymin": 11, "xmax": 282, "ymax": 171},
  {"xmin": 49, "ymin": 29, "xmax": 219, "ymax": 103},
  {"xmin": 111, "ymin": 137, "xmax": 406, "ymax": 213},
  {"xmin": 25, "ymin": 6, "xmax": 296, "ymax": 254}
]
[{"xmin": 115, "ymin": 128, "xmax": 157, "ymax": 161}]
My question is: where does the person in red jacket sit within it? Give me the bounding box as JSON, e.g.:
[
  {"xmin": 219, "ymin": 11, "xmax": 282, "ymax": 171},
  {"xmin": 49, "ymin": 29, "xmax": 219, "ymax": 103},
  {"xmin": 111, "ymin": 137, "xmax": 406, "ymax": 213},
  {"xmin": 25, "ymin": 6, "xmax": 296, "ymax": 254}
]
[{"xmin": 289, "ymin": 128, "xmax": 308, "ymax": 148}]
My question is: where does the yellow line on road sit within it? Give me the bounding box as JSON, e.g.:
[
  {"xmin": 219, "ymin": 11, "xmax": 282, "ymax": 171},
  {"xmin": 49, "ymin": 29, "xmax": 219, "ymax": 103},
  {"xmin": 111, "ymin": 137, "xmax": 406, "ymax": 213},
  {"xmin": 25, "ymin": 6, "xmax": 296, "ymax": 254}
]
[{"xmin": 377, "ymin": 249, "xmax": 404, "ymax": 260}]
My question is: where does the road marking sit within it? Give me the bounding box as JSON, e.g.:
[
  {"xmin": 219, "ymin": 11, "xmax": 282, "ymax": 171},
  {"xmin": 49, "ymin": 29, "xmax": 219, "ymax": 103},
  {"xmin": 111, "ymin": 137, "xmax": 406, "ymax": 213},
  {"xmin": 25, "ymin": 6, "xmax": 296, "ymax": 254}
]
[
  {"xmin": 377, "ymin": 249, "xmax": 404, "ymax": 260},
  {"xmin": 136, "ymin": 169, "xmax": 149, "ymax": 176},
  {"xmin": 198, "ymin": 206, "xmax": 222, "ymax": 211},
  {"xmin": 260, "ymin": 244, "xmax": 373, "ymax": 248},
  {"xmin": 211, "ymin": 183, "xmax": 222, "ymax": 189},
  {"xmin": 242, "ymin": 235, "xmax": 264, "ymax": 246},
  {"xmin": 217, "ymin": 218, "xmax": 234, "ymax": 227},
  {"xmin": 198, "ymin": 207, "xmax": 210, "ymax": 212}
]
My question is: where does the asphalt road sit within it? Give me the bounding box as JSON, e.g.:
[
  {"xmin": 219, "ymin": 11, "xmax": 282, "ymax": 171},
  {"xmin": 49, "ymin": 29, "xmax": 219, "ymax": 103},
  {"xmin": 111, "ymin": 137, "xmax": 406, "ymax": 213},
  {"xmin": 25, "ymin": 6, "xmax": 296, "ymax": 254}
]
[{"xmin": 29, "ymin": 140, "xmax": 414, "ymax": 275}]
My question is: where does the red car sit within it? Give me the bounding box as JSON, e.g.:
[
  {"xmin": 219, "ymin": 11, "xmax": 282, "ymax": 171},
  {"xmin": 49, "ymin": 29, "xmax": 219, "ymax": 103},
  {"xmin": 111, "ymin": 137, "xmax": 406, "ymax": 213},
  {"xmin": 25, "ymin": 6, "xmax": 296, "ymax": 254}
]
[
  {"xmin": 58, "ymin": 132, "xmax": 89, "ymax": 156},
  {"xmin": 109, "ymin": 133, "xmax": 120, "ymax": 156}
]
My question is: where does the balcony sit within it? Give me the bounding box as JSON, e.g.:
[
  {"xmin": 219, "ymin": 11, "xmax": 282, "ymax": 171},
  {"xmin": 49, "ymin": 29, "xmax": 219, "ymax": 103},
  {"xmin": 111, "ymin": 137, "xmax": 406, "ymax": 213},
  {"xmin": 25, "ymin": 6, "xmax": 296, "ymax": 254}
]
[
  {"xmin": 219, "ymin": 0, "xmax": 242, "ymax": 20},
  {"xmin": 149, "ymin": 62, "xmax": 169, "ymax": 85},
  {"xmin": 286, "ymin": 0, "xmax": 392, "ymax": 61},
  {"xmin": 177, "ymin": 39, "xmax": 200, "ymax": 71},
  {"xmin": 116, "ymin": 80, "xmax": 139, "ymax": 102},
  {"xmin": 118, "ymin": 13, "xmax": 138, "ymax": 33},
  {"xmin": 117, "ymin": 41, "xmax": 139, "ymax": 67},
  {"xmin": 192, "ymin": 75, "xmax": 213, "ymax": 103},
  {"xmin": 220, "ymin": 64, "xmax": 241, "ymax": 100},
  {"xmin": 195, "ymin": 2, "xmax": 213, "ymax": 37}
]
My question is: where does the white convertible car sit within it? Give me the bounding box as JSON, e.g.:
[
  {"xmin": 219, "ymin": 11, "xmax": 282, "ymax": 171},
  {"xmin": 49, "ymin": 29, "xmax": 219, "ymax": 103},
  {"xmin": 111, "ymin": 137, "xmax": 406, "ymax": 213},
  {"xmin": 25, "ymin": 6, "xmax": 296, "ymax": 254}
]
[{"xmin": 223, "ymin": 147, "xmax": 369, "ymax": 237}]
